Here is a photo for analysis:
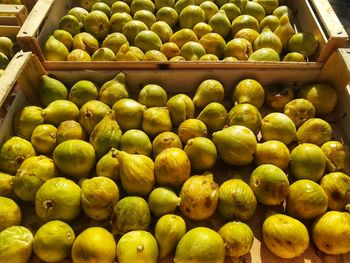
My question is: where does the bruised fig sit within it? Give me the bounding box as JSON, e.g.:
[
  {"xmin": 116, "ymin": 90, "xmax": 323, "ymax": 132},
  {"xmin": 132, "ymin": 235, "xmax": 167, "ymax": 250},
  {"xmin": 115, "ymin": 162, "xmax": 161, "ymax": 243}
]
[
  {"xmin": 320, "ymin": 172, "xmax": 350, "ymax": 211},
  {"xmin": 81, "ymin": 177, "xmax": 120, "ymax": 220},
  {"xmin": 284, "ymin": 98, "xmax": 316, "ymax": 127},
  {"xmin": 296, "ymin": 118, "xmax": 332, "ymax": 146},
  {"xmin": 179, "ymin": 172, "xmax": 219, "ymax": 220},
  {"xmin": 218, "ymin": 221, "xmax": 254, "ymax": 257},
  {"xmin": 0, "ymin": 137, "xmax": 36, "ymax": 174},
  {"xmin": 224, "ymin": 38, "xmax": 253, "ymax": 60},
  {"xmin": 155, "ymin": 215, "xmax": 186, "ymax": 259},
  {"xmin": 116, "ymin": 151, "xmax": 155, "ymax": 196},
  {"xmin": 193, "ymin": 79, "xmax": 224, "ymax": 108},
  {"xmin": 89, "ymin": 110, "xmax": 122, "ymax": 158},
  {"xmin": 212, "ymin": 125, "xmax": 257, "ymax": 166},
  {"xmin": 218, "ymin": 179, "xmax": 257, "ymax": 221},
  {"xmin": 148, "ymin": 187, "xmax": 181, "ymax": 217},
  {"xmin": 228, "ymin": 103, "xmax": 261, "ymax": 133},
  {"xmin": 197, "ymin": 102, "xmax": 227, "ymax": 132},
  {"xmin": 184, "ymin": 137, "xmax": 217, "ymax": 171},
  {"xmin": 95, "ymin": 148, "xmax": 120, "ymax": 181},
  {"xmin": 177, "ymin": 119, "xmax": 207, "ymax": 145},
  {"xmin": 0, "ymin": 197, "xmax": 21, "ymax": 231},
  {"xmin": 31, "ymin": 124, "xmax": 57, "ymax": 154},
  {"xmin": 117, "ymin": 230, "xmax": 158, "ymax": 263},
  {"xmin": 73, "ymin": 32, "xmax": 99, "ymax": 55},
  {"xmin": 42, "ymin": 100, "xmax": 79, "ymax": 127},
  {"xmin": 263, "ymin": 213, "xmax": 309, "ymax": 259},
  {"xmin": 84, "ymin": 10, "xmax": 110, "ymax": 40},
  {"xmin": 142, "ymin": 107, "xmax": 172, "ymax": 137},
  {"xmin": 264, "ymin": 84, "xmax": 294, "ymax": 111},
  {"xmin": 154, "ymin": 148, "xmax": 191, "ymax": 189},
  {"xmin": 53, "ymin": 139, "xmax": 96, "ymax": 179},
  {"xmin": 79, "ymin": 100, "xmax": 110, "ymax": 135},
  {"xmin": 98, "ymin": 72, "xmax": 129, "ymax": 107},
  {"xmin": 111, "ymin": 196, "xmax": 151, "ymax": 235},
  {"xmin": 166, "ymin": 94, "xmax": 194, "ymax": 127},
  {"xmin": 321, "ymin": 141, "xmax": 350, "ymax": 174},
  {"xmin": 14, "ymin": 156, "xmax": 57, "ymax": 202},
  {"xmin": 14, "ymin": 106, "xmax": 44, "ymax": 140},
  {"xmin": 152, "ymin": 132, "xmax": 182, "ymax": 157},
  {"xmin": 56, "ymin": 120, "xmax": 86, "ymax": 144},
  {"xmin": 249, "ymin": 164, "xmax": 290, "ymax": 205},
  {"xmin": 35, "ymin": 177, "xmax": 81, "ymax": 222},
  {"xmin": 68, "ymin": 80, "xmax": 98, "ymax": 108},
  {"xmin": 120, "ymin": 129, "xmax": 152, "ymax": 156},
  {"xmin": 112, "ymin": 98, "xmax": 146, "ymax": 131},
  {"xmin": 139, "ymin": 84, "xmax": 167, "ymax": 107}
]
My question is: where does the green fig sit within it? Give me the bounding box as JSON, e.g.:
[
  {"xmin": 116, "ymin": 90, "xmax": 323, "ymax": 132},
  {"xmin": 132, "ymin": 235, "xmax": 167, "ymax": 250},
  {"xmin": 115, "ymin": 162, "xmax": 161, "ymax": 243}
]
[
  {"xmin": 233, "ymin": 78, "xmax": 265, "ymax": 109},
  {"xmin": 228, "ymin": 103, "xmax": 262, "ymax": 133},
  {"xmin": 43, "ymin": 36, "xmax": 69, "ymax": 61},
  {"xmin": 0, "ymin": 226, "xmax": 33, "ymax": 263},
  {"xmin": 0, "ymin": 52, "xmax": 9, "ymax": 70},
  {"xmin": 220, "ymin": 3, "xmax": 241, "ymax": 22},
  {"xmin": 0, "ymin": 37, "xmax": 13, "ymax": 58},
  {"xmin": 122, "ymin": 20, "xmax": 148, "ymax": 45},
  {"xmin": 254, "ymin": 26, "xmax": 282, "ymax": 55},
  {"xmin": 148, "ymin": 187, "xmax": 181, "ymax": 217},
  {"xmin": 91, "ymin": 47, "xmax": 116, "ymax": 61},
  {"xmin": 155, "ymin": 214, "xmax": 186, "ymax": 259},
  {"xmin": 180, "ymin": 41, "xmax": 206, "ymax": 61},
  {"xmin": 67, "ymin": 49, "xmax": 92, "ymax": 61},
  {"xmin": 89, "ymin": 110, "xmax": 122, "ymax": 159},
  {"xmin": 42, "ymin": 100, "xmax": 79, "ymax": 127},
  {"xmin": 102, "ymin": 33, "xmax": 128, "ymax": 54},
  {"xmin": 59, "ymin": 15, "xmax": 81, "ymax": 36},
  {"xmin": 79, "ymin": 100, "xmax": 111, "ymax": 135},
  {"xmin": 95, "ymin": 148, "xmax": 120, "ymax": 181},
  {"xmin": 81, "ymin": 177, "xmax": 119, "ymax": 220},
  {"xmin": 13, "ymin": 106, "xmax": 44, "ymax": 140},
  {"xmin": 112, "ymin": 98, "xmax": 146, "ymax": 131},
  {"xmin": 38, "ymin": 75, "xmax": 68, "ymax": 106},
  {"xmin": 184, "ymin": 137, "xmax": 217, "ymax": 171},
  {"xmin": 174, "ymin": 0, "xmax": 194, "ymax": 14},
  {"xmin": 72, "ymin": 227, "xmax": 116, "ymax": 263},
  {"xmin": 84, "ymin": 10, "xmax": 110, "ymax": 39},
  {"xmin": 31, "ymin": 124, "xmax": 57, "ymax": 154},
  {"xmin": 33, "ymin": 220, "xmax": 75, "ymax": 263},
  {"xmin": 224, "ymin": 38, "xmax": 253, "ymax": 60},
  {"xmin": 13, "ymin": 156, "xmax": 57, "ymax": 202},
  {"xmin": 152, "ymin": 132, "xmax": 182, "ymax": 157},
  {"xmin": 249, "ymin": 164, "xmax": 290, "ymax": 205},
  {"xmin": 242, "ymin": 1, "xmax": 265, "ymax": 22},
  {"xmin": 0, "ymin": 196, "xmax": 21, "ymax": 231},
  {"xmin": 154, "ymin": 148, "xmax": 191, "ymax": 189},
  {"xmin": 260, "ymin": 15, "xmax": 279, "ymax": 32},
  {"xmin": 179, "ymin": 5, "xmax": 206, "ymax": 29},
  {"xmin": 231, "ymin": 15, "xmax": 260, "ymax": 36},
  {"xmin": 142, "ymin": 50, "xmax": 168, "ymax": 61},
  {"xmin": 174, "ymin": 227, "xmax": 225, "ymax": 263},
  {"xmin": 197, "ymin": 102, "xmax": 227, "ymax": 132},
  {"xmin": 218, "ymin": 178, "xmax": 257, "ymax": 221},
  {"xmin": 111, "ymin": 196, "xmax": 151, "ymax": 234},
  {"xmin": 321, "ymin": 141, "xmax": 350, "ymax": 174},
  {"xmin": 170, "ymin": 28, "xmax": 198, "ymax": 49},
  {"xmin": 248, "ymin": 47, "xmax": 280, "ymax": 61},
  {"xmin": 68, "ymin": 80, "xmax": 98, "ymax": 108},
  {"xmin": 156, "ymin": 7, "xmax": 179, "ymax": 28},
  {"xmin": 68, "ymin": 6, "xmax": 89, "ymax": 26},
  {"xmin": 111, "ymin": 1, "xmax": 131, "ymax": 14},
  {"xmin": 150, "ymin": 21, "xmax": 173, "ymax": 43},
  {"xmin": 110, "ymin": 12, "xmax": 133, "ymax": 33},
  {"xmin": 143, "ymin": 107, "xmax": 172, "ymax": 137},
  {"xmin": 255, "ymin": 140, "xmax": 290, "ymax": 170},
  {"xmin": 179, "ymin": 172, "xmax": 219, "ymax": 220},
  {"xmin": 134, "ymin": 30, "xmax": 162, "ymax": 52},
  {"xmin": 117, "ymin": 230, "xmax": 158, "ymax": 263},
  {"xmin": 53, "ymin": 139, "xmax": 96, "ymax": 178},
  {"xmin": 274, "ymin": 14, "xmax": 294, "ymax": 49},
  {"xmin": 0, "ymin": 136, "xmax": 36, "ymax": 174},
  {"xmin": 35, "ymin": 177, "xmax": 81, "ymax": 222},
  {"xmin": 193, "ymin": 79, "xmax": 224, "ymax": 108},
  {"xmin": 200, "ymin": 1, "xmax": 219, "ymax": 23},
  {"xmin": 56, "ymin": 120, "xmax": 86, "ymax": 144},
  {"xmin": 166, "ymin": 94, "xmax": 195, "ymax": 126},
  {"xmin": 283, "ymin": 98, "xmax": 316, "ymax": 128},
  {"xmin": 98, "ymin": 72, "xmax": 129, "ymax": 107},
  {"xmin": 218, "ymin": 221, "xmax": 254, "ymax": 257},
  {"xmin": 288, "ymin": 32, "xmax": 318, "ymax": 58},
  {"xmin": 120, "ymin": 129, "xmax": 152, "ymax": 156},
  {"xmin": 296, "ymin": 118, "xmax": 333, "ymax": 146},
  {"xmin": 177, "ymin": 118, "xmax": 208, "ymax": 145},
  {"xmin": 139, "ymin": 84, "xmax": 167, "ymax": 107},
  {"xmin": 212, "ymin": 125, "xmax": 257, "ymax": 166},
  {"xmin": 209, "ymin": 10, "xmax": 231, "ymax": 38},
  {"xmin": 116, "ymin": 151, "xmax": 155, "ymax": 196},
  {"xmin": 91, "ymin": 2, "xmax": 111, "ymax": 16},
  {"xmin": 0, "ymin": 172, "xmax": 14, "ymax": 197}
]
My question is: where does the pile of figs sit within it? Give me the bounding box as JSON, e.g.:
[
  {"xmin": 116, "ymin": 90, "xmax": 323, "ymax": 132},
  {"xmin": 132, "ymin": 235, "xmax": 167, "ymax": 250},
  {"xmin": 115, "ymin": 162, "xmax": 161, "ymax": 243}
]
[{"xmin": 0, "ymin": 71, "xmax": 349, "ymax": 263}]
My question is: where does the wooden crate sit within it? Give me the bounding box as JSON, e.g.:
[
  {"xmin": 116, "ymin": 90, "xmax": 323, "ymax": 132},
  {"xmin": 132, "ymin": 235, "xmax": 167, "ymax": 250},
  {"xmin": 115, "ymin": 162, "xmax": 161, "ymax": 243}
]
[
  {"xmin": 15, "ymin": 0, "xmax": 349, "ymax": 70},
  {"xmin": 0, "ymin": 49, "xmax": 350, "ymax": 263},
  {"xmin": 0, "ymin": 4, "xmax": 28, "ymax": 26}
]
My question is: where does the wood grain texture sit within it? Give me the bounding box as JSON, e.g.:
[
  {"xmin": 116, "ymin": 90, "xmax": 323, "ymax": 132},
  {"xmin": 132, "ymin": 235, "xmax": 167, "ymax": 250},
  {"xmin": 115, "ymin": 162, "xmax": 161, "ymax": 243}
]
[{"xmin": 329, "ymin": 0, "xmax": 350, "ymax": 45}]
